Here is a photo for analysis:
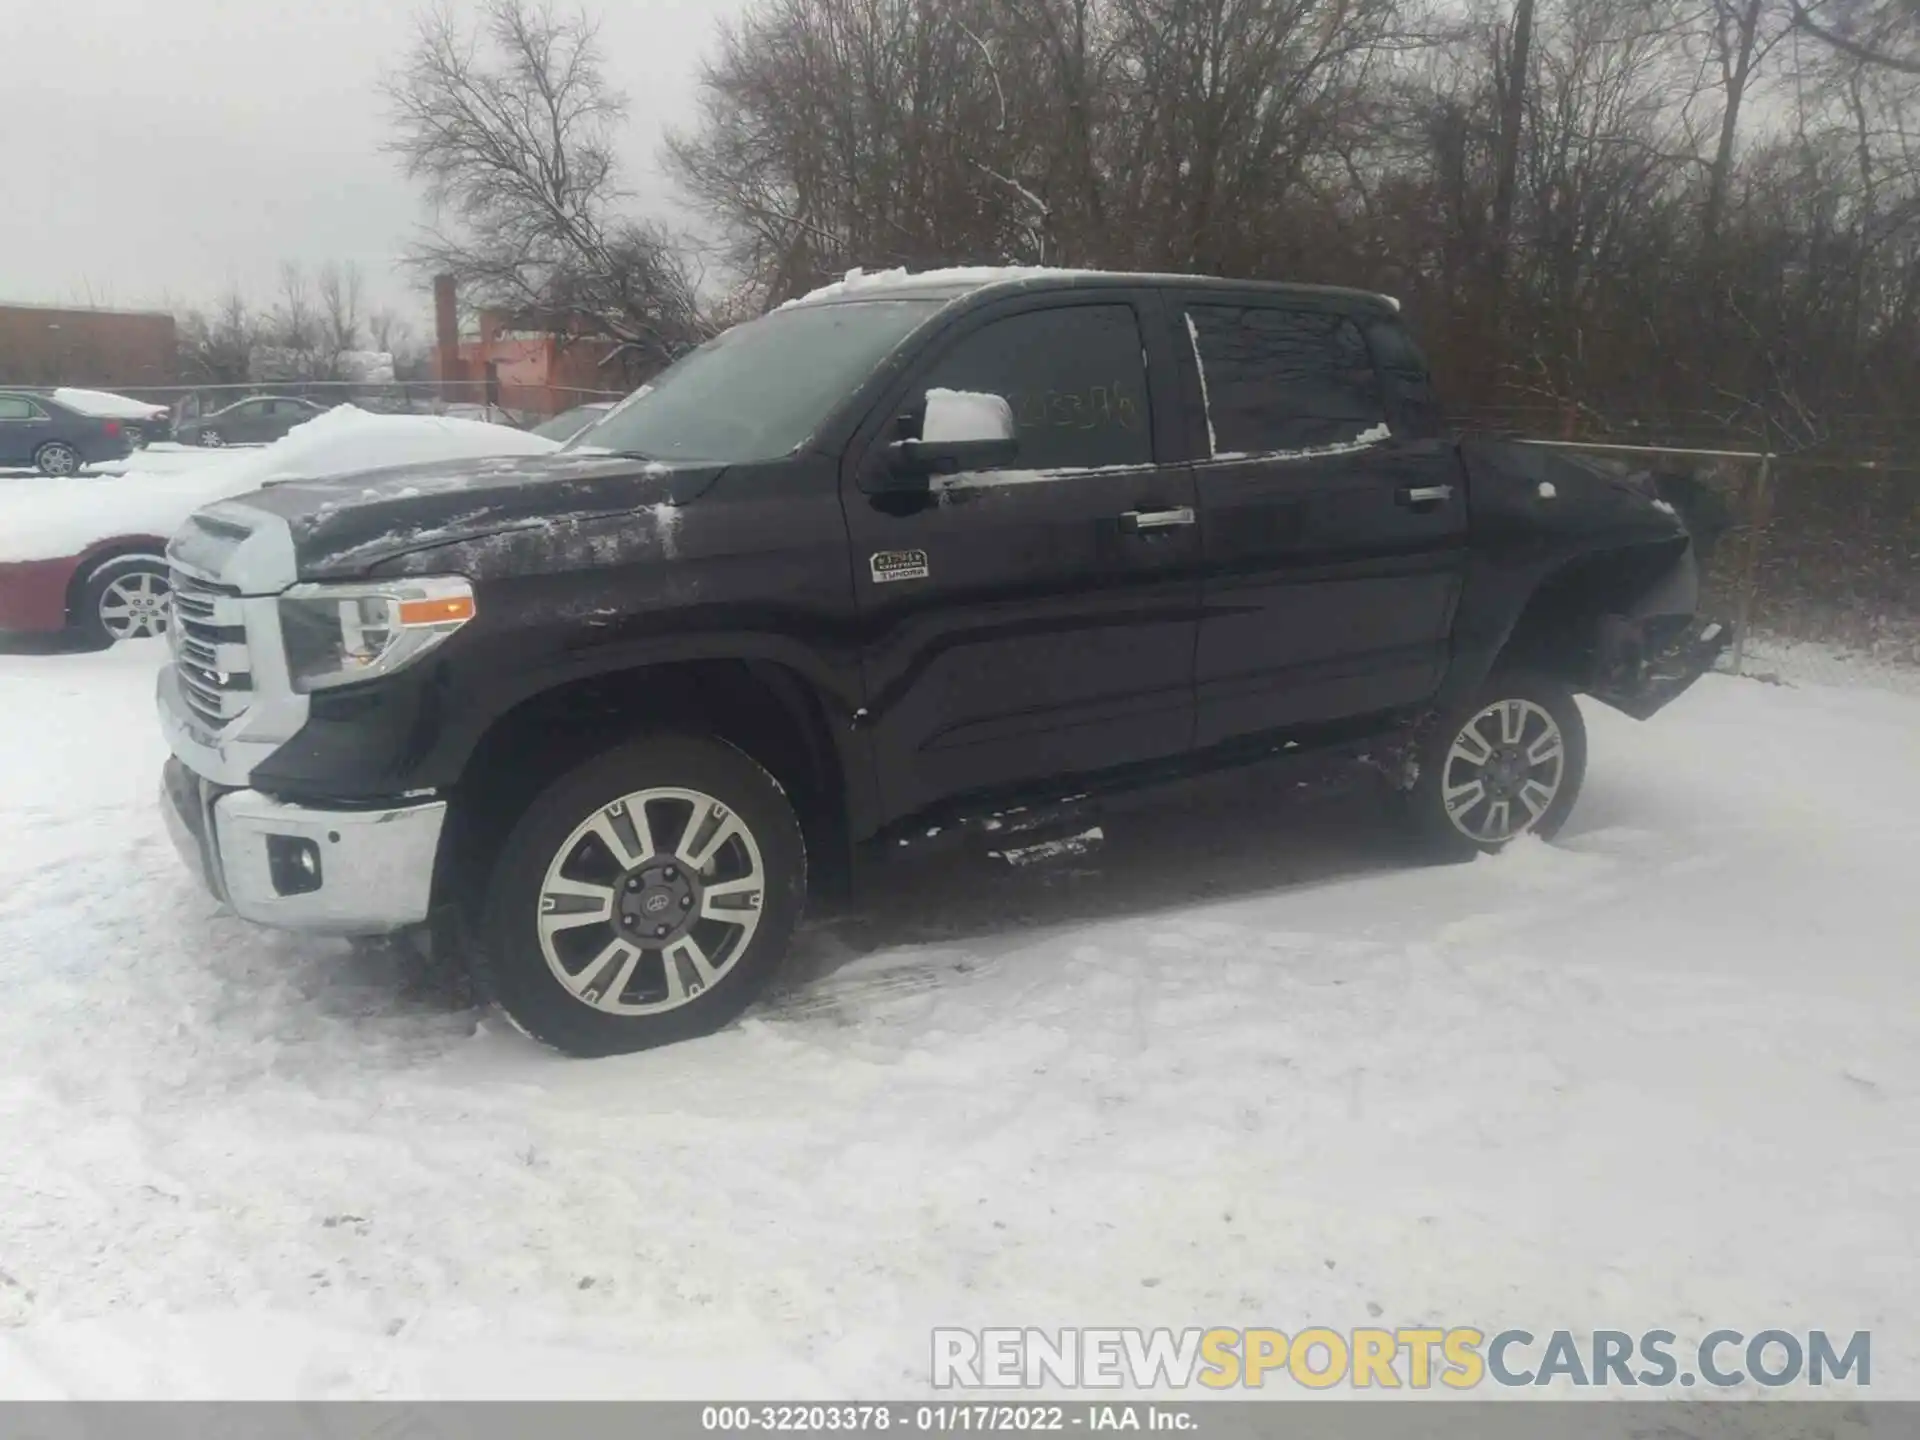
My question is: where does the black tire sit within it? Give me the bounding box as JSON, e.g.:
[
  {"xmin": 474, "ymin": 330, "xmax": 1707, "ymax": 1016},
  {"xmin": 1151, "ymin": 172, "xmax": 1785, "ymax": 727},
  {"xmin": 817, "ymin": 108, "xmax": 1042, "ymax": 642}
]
[
  {"xmin": 1405, "ymin": 672, "xmax": 1588, "ymax": 859},
  {"xmin": 74, "ymin": 554, "xmax": 172, "ymax": 647},
  {"xmin": 199, "ymin": 428, "xmax": 225, "ymax": 448},
  {"xmin": 476, "ymin": 733, "xmax": 807, "ymax": 1057},
  {"xmin": 34, "ymin": 441, "xmax": 80, "ymax": 477}
]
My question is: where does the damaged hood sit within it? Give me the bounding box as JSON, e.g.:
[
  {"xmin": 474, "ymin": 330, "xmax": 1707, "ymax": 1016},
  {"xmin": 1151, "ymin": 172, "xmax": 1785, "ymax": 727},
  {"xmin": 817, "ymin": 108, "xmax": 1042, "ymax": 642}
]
[{"xmin": 218, "ymin": 451, "xmax": 727, "ymax": 581}]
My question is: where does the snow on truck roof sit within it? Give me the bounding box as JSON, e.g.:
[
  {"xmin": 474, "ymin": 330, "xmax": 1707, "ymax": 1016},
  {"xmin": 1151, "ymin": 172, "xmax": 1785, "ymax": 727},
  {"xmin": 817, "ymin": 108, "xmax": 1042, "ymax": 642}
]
[{"xmin": 781, "ymin": 265, "xmax": 1402, "ymax": 313}]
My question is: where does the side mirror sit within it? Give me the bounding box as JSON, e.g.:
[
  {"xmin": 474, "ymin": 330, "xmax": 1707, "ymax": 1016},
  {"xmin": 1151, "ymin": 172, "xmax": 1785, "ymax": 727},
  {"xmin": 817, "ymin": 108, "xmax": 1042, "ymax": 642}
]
[{"xmin": 874, "ymin": 388, "xmax": 1019, "ymax": 488}]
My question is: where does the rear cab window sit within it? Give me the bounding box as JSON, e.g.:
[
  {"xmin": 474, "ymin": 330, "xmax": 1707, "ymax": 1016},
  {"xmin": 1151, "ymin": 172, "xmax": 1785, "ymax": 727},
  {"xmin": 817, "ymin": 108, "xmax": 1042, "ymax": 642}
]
[
  {"xmin": 1364, "ymin": 318, "xmax": 1441, "ymax": 438},
  {"xmin": 1181, "ymin": 303, "xmax": 1389, "ymax": 460}
]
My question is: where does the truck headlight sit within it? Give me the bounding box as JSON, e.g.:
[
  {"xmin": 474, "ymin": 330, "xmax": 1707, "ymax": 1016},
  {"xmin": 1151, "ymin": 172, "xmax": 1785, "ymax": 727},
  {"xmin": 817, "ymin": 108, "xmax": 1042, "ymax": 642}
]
[{"xmin": 278, "ymin": 577, "xmax": 476, "ymax": 693}]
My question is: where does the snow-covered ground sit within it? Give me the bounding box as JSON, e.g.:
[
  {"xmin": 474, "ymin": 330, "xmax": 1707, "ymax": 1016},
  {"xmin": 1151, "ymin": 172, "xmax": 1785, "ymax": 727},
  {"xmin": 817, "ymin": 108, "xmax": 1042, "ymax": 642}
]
[
  {"xmin": 1, "ymin": 642, "xmax": 1915, "ymax": 1400},
  {"xmin": 0, "ymin": 442, "xmax": 226, "ymax": 483}
]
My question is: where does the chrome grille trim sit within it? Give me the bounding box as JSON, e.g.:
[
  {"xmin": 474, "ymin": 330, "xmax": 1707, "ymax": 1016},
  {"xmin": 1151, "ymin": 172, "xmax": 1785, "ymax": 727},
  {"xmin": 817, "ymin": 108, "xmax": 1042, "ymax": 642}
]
[
  {"xmin": 158, "ymin": 501, "xmax": 309, "ymax": 791},
  {"xmin": 168, "ymin": 566, "xmax": 254, "ymax": 732}
]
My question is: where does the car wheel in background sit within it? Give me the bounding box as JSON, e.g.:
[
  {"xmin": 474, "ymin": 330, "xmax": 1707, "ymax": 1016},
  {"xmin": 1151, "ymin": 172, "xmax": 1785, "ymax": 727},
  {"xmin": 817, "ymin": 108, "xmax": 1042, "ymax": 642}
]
[
  {"xmin": 198, "ymin": 428, "xmax": 225, "ymax": 447},
  {"xmin": 76, "ymin": 555, "xmax": 172, "ymax": 646},
  {"xmin": 1404, "ymin": 672, "xmax": 1588, "ymax": 859},
  {"xmin": 33, "ymin": 442, "xmax": 80, "ymax": 476},
  {"xmin": 476, "ymin": 734, "xmax": 807, "ymax": 1057}
]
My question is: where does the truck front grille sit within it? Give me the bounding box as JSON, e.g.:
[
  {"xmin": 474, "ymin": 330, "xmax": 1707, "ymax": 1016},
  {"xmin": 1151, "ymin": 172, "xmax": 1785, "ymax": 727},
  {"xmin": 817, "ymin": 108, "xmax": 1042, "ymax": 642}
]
[{"xmin": 169, "ymin": 569, "xmax": 254, "ymax": 730}]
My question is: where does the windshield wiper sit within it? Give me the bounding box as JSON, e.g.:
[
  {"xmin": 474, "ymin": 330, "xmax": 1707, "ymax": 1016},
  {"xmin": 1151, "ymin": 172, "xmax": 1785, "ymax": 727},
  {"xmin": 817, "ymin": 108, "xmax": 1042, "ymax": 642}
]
[{"xmin": 571, "ymin": 446, "xmax": 659, "ymax": 461}]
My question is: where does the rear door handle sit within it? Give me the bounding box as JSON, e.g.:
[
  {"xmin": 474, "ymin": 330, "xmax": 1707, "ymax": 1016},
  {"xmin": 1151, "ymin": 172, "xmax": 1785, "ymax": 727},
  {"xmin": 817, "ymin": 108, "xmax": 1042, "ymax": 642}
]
[
  {"xmin": 1119, "ymin": 507, "xmax": 1196, "ymax": 533},
  {"xmin": 1396, "ymin": 484, "xmax": 1454, "ymax": 507}
]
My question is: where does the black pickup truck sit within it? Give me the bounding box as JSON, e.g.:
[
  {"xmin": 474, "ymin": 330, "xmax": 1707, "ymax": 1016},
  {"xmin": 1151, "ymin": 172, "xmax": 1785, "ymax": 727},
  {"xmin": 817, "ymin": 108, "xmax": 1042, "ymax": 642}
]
[{"xmin": 157, "ymin": 268, "xmax": 1727, "ymax": 1056}]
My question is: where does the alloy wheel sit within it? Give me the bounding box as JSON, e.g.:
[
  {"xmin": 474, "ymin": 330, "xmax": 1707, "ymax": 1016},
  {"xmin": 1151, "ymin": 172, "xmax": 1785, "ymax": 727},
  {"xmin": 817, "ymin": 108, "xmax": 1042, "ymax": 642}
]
[
  {"xmin": 97, "ymin": 571, "xmax": 171, "ymax": 641},
  {"xmin": 38, "ymin": 443, "xmax": 78, "ymax": 476},
  {"xmin": 537, "ymin": 787, "xmax": 768, "ymax": 1015},
  {"xmin": 1441, "ymin": 698, "xmax": 1567, "ymax": 844}
]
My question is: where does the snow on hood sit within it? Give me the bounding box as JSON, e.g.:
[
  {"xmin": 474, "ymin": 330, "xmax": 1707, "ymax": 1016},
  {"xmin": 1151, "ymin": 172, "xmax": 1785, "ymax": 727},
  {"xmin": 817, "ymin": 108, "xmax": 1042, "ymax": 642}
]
[
  {"xmin": 0, "ymin": 405, "xmax": 560, "ymax": 565},
  {"xmin": 52, "ymin": 387, "xmax": 169, "ymax": 420}
]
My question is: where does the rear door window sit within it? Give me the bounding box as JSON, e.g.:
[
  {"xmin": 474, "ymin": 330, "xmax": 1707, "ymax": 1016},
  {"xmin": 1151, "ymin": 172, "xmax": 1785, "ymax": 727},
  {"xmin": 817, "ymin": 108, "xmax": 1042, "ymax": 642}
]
[
  {"xmin": 1183, "ymin": 305, "xmax": 1386, "ymax": 458},
  {"xmin": 912, "ymin": 304, "xmax": 1153, "ymax": 471},
  {"xmin": 0, "ymin": 396, "xmax": 48, "ymax": 421}
]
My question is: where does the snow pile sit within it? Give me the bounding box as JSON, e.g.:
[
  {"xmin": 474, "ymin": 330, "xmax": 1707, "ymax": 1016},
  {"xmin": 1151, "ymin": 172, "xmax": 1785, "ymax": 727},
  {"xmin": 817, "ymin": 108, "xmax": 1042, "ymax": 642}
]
[
  {"xmin": 0, "ymin": 406, "xmax": 561, "ymax": 564},
  {"xmin": 922, "ymin": 388, "xmax": 1014, "ymax": 442},
  {"xmin": 51, "ymin": 387, "xmax": 168, "ymax": 421},
  {"xmin": 1, "ymin": 646, "xmax": 1916, "ymax": 1398}
]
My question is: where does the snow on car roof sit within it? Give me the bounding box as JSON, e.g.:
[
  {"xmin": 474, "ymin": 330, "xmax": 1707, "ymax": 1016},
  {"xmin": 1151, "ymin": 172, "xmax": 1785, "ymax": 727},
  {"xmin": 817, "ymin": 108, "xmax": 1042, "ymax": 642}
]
[
  {"xmin": 51, "ymin": 387, "xmax": 170, "ymax": 420},
  {"xmin": 0, "ymin": 404, "xmax": 560, "ymax": 565}
]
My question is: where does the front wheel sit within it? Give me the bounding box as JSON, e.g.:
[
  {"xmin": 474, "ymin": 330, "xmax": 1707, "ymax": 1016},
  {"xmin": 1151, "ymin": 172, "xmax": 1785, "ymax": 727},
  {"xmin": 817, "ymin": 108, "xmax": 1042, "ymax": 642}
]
[
  {"xmin": 1405, "ymin": 673, "xmax": 1588, "ymax": 858},
  {"xmin": 476, "ymin": 734, "xmax": 807, "ymax": 1057},
  {"xmin": 76, "ymin": 555, "xmax": 171, "ymax": 646},
  {"xmin": 198, "ymin": 428, "xmax": 225, "ymax": 448}
]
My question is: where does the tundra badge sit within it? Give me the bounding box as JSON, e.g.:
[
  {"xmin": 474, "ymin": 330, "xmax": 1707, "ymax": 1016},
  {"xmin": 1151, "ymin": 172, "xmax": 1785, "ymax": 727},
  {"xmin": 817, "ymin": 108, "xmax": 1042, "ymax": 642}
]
[{"xmin": 871, "ymin": 549, "xmax": 930, "ymax": 584}]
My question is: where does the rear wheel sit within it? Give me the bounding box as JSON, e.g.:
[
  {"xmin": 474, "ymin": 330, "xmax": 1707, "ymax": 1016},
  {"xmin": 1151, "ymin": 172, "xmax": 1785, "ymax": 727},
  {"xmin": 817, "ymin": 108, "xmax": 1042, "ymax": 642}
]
[
  {"xmin": 1406, "ymin": 673, "xmax": 1587, "ymax": 857},
  {"xmin": 34, "ymin": 441, "xmax": 79, "ymax": 476},
  {"xmin": 476, "ymin": 734, "xmax": 806, "ymax": 1057},
  {"xmin": 76, "ymin": 555, "xmax": 171, "ymax": 646}
]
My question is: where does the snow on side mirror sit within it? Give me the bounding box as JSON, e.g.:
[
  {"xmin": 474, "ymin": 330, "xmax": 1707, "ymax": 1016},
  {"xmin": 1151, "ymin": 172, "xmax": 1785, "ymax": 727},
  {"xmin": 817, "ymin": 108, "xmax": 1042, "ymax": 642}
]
[{"xmin": 921, "ymin": 388, "xmax": 1015, "ymax": 445}]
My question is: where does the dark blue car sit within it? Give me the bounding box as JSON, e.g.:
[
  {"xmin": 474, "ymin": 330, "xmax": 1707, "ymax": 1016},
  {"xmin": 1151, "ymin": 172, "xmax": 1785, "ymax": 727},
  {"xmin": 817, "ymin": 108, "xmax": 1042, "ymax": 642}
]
[{"xmin": 0, "ymin": 389, "xmax": 136, "ymax": 475}]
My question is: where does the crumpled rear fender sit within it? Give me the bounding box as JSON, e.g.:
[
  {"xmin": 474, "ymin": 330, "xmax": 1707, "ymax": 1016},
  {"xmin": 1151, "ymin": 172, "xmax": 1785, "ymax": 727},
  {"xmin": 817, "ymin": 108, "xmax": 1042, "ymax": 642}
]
[{"xmin": 1582, "ymin": 541, "xmax": 1729, "ymax": 720}]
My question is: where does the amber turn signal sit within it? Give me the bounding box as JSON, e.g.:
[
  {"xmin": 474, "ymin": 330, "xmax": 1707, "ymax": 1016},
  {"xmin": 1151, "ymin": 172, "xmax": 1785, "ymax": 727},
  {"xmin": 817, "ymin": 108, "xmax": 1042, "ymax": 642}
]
[{"xmin": 398, "ymin": 595, "xmax": 477, "ymax": 627}]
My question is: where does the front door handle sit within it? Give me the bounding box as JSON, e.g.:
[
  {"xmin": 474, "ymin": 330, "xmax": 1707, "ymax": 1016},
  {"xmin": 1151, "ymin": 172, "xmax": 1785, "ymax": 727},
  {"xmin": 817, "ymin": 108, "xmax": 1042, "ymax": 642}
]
[
  {"xmin": 1396, "ymin": 484, "xmax": 1454, "ymax": 508},
  {"xmin": 1119, "ymin": 507, "xmax": 1196, "ymax": 533}
]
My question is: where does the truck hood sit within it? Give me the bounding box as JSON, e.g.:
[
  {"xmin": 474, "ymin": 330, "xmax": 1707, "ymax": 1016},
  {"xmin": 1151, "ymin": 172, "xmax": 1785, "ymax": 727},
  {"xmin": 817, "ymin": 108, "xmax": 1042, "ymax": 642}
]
[{"xmin": 198, "ymin": 451, "xmax": 727, "ymax": 583}]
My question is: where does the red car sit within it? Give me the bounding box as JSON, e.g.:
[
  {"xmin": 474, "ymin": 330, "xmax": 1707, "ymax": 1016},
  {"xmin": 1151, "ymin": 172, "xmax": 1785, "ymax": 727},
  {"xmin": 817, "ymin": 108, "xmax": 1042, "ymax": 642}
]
[{"xmin": 0, "ymin": 539, "xmax": 172, "ymax": 646}]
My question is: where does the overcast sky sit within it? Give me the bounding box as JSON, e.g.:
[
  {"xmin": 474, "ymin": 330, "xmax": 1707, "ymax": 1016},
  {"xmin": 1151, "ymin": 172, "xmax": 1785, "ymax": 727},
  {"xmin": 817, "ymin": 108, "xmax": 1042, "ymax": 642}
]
[{"xmin": 2, "ymin": 0, "xmax": 745, "ymax": 335}]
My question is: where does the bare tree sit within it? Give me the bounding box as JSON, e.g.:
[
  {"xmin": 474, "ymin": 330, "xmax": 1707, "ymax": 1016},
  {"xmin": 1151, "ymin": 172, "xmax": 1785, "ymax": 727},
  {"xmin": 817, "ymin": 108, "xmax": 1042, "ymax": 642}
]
[
  {"xmin": 178, "ymin": 288, "xmax": 264, "ymax": 384},
  {"xmin": 1489, "ymin": 0, "xmax": 1538, "ymax": 302},
  {"xmin": 670, "ymin": 0, "xmax": 1414, "ymax": 301},
  {"xmin": 1788, "ymin": 0, "xmax": 1920, "ymax": 75},
  {"xmin": 317, "ymin": 261, "xmax": 366, "ymax": 368},
  {"xmin": 369, "ymin": 306, "xmax": 403, "ymax": 354},
  {"xmin": 384, "ymin": 0, "xmax": 708, "ymax": 362}
]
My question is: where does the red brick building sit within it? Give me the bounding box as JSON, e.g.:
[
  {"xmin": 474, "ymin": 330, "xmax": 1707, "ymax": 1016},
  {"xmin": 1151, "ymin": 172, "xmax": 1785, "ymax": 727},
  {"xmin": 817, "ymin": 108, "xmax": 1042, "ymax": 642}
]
[
  {"xmin": 430, "ymin": 275, "xmax": 629, "ymax": 418},
  {"xmin": 0, "ymin": 303, "xmax": 178, "ymax": 387}
]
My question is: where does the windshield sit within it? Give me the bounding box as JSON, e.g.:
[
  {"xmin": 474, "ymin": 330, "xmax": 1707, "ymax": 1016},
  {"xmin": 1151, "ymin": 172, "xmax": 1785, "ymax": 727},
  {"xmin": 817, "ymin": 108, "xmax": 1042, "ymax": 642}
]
[
  {"xmin": 532, "ymin": 405, "xmax": 607, "ymax": 442},
  {"xmin": 570, "ymin": 299, "xmax": 941, "ymax": 464}
]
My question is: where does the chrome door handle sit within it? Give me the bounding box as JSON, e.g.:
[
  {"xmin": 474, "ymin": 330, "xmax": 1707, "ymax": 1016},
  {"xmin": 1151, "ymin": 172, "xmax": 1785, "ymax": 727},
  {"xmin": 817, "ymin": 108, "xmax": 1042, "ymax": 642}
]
[
  {"xmin": 1119, "ymin": 507, "xmax": 1196, "ymax": 532},
  {"xmin": 1397, "ymin": 484, "xmax": 1453, "ymax": 507}
]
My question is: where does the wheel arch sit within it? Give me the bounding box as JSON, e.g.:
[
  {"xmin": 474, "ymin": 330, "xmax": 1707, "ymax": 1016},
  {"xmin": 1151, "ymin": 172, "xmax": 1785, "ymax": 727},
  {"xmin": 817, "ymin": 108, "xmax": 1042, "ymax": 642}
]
[
  {"xmin": 63, "ymin": 538, "xmax": 171, "ymax": 623},
  {"xmin": 1454, "ymin": 537, "xmax": 1694, "ymax": 697},
  {"xmin": 440, "ymin": 657, "xmax": 858, "ymax": 914}
]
